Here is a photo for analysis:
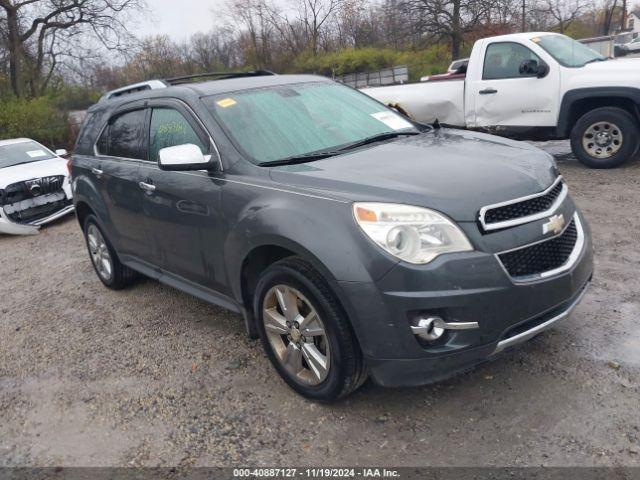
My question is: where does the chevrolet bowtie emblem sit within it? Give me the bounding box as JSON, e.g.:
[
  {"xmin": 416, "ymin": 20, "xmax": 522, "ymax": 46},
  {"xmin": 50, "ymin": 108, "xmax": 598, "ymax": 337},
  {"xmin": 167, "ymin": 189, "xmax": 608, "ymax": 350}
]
[{"xmin": 543, "ymin": 214, "xmax": 565, "ymax": 235}]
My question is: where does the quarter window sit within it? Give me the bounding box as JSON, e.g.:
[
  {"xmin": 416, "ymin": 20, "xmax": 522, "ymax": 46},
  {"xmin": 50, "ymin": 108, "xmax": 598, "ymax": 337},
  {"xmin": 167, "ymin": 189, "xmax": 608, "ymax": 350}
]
[
  {"xmin": 483, "ymin": 42, "xmax": 543, "ymax": 80},
  {"xmin": 149, "ymin": 108, "xmax": 207, "ymax": 162},
  {"xmin": 98, "ymin": 109, "xmax": 147, "ymax": 160}
]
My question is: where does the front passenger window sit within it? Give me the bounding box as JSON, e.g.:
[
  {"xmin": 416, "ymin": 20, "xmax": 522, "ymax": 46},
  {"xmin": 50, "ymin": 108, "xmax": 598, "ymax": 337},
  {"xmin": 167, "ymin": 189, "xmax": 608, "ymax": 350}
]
[
  {"xmin": 149, "ymin": 108, "xmax": 207, "ymax": 162},
  {"xmin": 483, "ymin": 42, "xmax": 543, "ymax": 80}
]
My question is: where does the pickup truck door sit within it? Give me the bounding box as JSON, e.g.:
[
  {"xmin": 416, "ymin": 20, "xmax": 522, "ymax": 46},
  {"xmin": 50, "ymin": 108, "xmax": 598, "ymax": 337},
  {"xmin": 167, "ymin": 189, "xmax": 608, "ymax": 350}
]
[{"xmin": 469, "ymin": 41, "xmax": 560, "ymax": 128}]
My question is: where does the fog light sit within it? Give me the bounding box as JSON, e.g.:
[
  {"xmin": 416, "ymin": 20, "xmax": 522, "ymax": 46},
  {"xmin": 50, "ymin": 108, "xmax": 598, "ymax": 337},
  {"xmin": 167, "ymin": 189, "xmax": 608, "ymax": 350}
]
[
  {"xmin": 412, "ymin": 316, "xmax": 446, "ymax": 341},
  {"xmin": 410, "ymin": 315, "xmax": 480, "ymax": 342}
]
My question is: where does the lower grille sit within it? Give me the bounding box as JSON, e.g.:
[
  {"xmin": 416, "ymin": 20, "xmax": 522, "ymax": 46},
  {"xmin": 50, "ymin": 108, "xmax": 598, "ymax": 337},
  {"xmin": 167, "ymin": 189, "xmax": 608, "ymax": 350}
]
[
  {"xmin": 6, "ymin": 198, "xmax": 72, "ymax": 224},
  {"xmin": 498, "ymin": 218, "xmax": 579, "ymax": 279}
]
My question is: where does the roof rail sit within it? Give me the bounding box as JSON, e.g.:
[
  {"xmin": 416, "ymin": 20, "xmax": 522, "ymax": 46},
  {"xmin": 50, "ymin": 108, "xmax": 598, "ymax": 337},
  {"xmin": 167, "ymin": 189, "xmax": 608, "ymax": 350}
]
[
  {"xmin": 165, "ymin": 70, "xmax": 276, "ymax": 85},
  {"xmin": 98, "ymin": 71, "xmax": 276, "ymax": 103},
  {"xmin": 99, "ymin": 80, "xmax": 168, "ymax": 103}
]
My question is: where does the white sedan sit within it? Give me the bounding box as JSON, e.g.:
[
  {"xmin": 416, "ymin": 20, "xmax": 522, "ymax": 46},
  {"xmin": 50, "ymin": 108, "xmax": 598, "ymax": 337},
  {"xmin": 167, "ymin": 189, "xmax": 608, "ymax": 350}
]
[
  {"xmin": 0, "ymin": 138, "xmax": 74, "ymax": 235},
  {"xmin": 619, "ymin": 37, "xmax": 640, "ymax": 55}
]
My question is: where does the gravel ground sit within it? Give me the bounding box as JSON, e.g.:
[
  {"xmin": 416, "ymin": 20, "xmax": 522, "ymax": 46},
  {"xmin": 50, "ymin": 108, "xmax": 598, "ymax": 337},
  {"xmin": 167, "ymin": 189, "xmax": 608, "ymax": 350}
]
[{"xmin": 1, "ymin": 142, "xmax": 639, "ymax": 468}]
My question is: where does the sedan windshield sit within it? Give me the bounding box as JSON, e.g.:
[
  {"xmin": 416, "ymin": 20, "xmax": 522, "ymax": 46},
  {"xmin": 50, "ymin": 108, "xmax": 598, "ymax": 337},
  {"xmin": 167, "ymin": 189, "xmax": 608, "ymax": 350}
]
[
  {"xmin": 0, "ymin": 141, "xmax": 56, "ymax": 169},
  {"xmin": 205, "ymin": 82, "xmax": 419, "ymax": 164},
  {"xmin": 532, "ymin": 34, "xmax": 605, "ymax": 68}
]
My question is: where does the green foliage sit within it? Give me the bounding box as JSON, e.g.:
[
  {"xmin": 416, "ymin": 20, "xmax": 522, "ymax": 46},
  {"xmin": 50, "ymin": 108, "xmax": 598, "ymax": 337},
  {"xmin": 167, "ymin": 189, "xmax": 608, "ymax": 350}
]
[
  {"xmin": 0, "ymin": 96, "xmax": 70, "ymax": 148},
  {"xmin": 51, "ymin": 85, "xmax": 101, "ymax": 111},
  {"xmin": 290, "ymin": 45, "xmax": 451, "ymax": 82}
]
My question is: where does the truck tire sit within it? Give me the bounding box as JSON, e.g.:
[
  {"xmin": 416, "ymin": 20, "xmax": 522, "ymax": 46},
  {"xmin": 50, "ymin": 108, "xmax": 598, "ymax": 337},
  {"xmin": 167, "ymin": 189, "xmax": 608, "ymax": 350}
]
[
  {"xmin": 570, "ymin": 107, "xmax": 639, "ymax": 169},
  {"xmin": 83, "ymin": 214, "xmax": 138, "ymax": 290},
  {"xmin": 254, "ymin": 257, "xmax": 368, "ymax": 402}
]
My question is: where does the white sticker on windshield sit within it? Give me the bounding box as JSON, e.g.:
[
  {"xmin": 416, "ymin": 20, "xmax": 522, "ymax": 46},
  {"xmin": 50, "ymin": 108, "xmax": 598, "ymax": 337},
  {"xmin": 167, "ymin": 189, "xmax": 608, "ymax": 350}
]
[
  {"xmin": 371, "ymin": 111, "xmax": 413, "ymax": 130},
  {"xmin": 26, "ymin": 150, "xmax": 48, "ymax": 158}
]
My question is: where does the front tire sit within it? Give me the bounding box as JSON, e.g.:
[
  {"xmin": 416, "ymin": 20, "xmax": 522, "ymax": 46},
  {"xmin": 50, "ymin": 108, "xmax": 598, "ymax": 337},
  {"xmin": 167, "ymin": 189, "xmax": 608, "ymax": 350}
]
[
  {"xmin": 83, "ymin": 215, "xmax": 138, "ymax": 290},
  {"xmin": 570, "ymin": 107, "xmax": 639, "ymax": 168},
  {"xmin": 254, "ymin": 257, "xmax": 367, "ymax": 402}
]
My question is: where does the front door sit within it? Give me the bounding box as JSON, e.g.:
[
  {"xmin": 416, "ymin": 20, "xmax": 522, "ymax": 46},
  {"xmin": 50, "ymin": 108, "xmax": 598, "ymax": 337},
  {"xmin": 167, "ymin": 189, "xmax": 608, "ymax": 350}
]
[
  {"xmin": 138, "ymin": 102, "xmax": 227, "ymax": 292},
  {"xmin": 471, "ymin": 41, "xmax": 560, "ymax": 128}
]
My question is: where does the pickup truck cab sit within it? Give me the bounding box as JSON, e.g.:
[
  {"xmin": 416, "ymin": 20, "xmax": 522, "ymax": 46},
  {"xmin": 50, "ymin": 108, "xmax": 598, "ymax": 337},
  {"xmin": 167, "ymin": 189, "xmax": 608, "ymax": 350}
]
[{"xmin": 364, "ymin": 32, "xmax": 640, "ymax": 168}]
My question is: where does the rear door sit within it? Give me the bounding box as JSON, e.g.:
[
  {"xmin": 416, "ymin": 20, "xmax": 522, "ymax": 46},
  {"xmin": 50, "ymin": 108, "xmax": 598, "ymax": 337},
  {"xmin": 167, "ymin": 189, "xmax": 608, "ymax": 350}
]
[
  {"xmin": 471, "ymin": 41, "xmax": 560, "ymax": 127},
  {"xmin": 138, "ymin": 100, "xmax": 227, "ymax": 292},
  {"xmin": 94, "ymin": 106, "xmax": 152, "ymax": 263}
]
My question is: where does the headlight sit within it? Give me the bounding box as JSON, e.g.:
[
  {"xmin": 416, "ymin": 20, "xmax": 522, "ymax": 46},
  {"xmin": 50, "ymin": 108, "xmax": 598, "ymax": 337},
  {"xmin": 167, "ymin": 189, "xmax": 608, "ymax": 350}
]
[{"xmin": 353, "ymin": 203, "xmax": 473, "ymax": 264}]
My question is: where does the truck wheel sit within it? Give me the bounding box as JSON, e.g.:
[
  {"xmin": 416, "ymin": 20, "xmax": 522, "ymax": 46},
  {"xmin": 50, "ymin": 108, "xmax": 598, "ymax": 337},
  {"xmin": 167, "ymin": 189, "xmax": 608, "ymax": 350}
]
[
  {"xmin": 254, "ymin": 257, "xmax": 367, "ymax": 402},
  {"xmin": 570, "ymin": 107, "xmax": 639, "ymax": 168},
  {"xmin": 83, "ymin": 214, "xmax": 138, "ymax": 290}
]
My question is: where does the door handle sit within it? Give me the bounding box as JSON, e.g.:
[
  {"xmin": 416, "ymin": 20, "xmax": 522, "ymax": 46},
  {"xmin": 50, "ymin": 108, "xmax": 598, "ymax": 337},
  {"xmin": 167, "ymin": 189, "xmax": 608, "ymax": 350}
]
[
  {"xmin": 91, "ymin": 167, "xmax": 104, "ymax": 177},
  {"xmin": 138, "ymin": 181, "xmax": 156, "ymax": 193},
  {"xmin": 479, "ymin": 88, "xmax": 498, "ymax": 95}
]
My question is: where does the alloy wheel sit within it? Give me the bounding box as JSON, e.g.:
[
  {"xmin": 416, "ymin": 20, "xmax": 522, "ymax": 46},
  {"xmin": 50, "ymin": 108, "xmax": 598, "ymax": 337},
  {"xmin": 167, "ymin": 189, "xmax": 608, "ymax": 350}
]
[
  {"xmin": 262, "ymin": 285, "xmax": 331, "ymax": 385},
  {"xmin": 582, "ymin": 121, "xmax": 623, "ymax": 159},
  {"xmin": 87, "ymin": 224, "xmax": 113, "ymax": 282}
]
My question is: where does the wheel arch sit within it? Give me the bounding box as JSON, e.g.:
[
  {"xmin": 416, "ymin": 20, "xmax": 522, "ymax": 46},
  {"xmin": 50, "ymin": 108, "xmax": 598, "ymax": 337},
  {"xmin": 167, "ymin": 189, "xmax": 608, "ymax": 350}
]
[
  {"xmin": 75, "ymin": 200, "xmax": 96, "ymax": 229},
  {"xmin": 235, "ymin": 237, "xmax": 351, "ymax": 338},
  {"xmin": 558, "ymin": 87, "xmax": 640, "ymax": 138}
]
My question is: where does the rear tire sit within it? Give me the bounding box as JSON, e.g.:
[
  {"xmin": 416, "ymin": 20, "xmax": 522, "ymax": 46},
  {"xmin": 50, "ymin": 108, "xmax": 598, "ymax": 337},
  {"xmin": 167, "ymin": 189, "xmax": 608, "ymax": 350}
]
[
  {"xmin": 254, "ymin": 257, "xmax": 367, "ymax": 402},
  {"xmin": 83, "ymin": 214, "xmax": 138, "ymax": 290},
  {"xmin": 570, "ymin": 107, "xmax": 639, "ymax": 169}
]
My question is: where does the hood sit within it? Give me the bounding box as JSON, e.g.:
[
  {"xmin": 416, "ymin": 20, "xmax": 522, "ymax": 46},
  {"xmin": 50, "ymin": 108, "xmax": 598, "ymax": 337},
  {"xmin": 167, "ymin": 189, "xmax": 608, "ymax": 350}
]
[
  {"xmin": 584, "ymin": 58, "xmax": 640, "ymax": 73},
  {"xmin": 269, "ymin": 129, "xmax": 557, "ymax": 222},
  {"xmin": 568, "ymin": 58, "xmax": 640, "ymax": 88},
  {"xmin": 0, "ymin": 157, "xmax": 68, "ymax": 189}
]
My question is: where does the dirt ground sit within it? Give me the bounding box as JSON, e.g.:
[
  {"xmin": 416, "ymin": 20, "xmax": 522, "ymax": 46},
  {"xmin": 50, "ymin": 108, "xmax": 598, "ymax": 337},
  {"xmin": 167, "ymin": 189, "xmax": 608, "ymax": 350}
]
[{"xmin": 1, "ymin": 142, "xmax": 639, "ymax": 468}]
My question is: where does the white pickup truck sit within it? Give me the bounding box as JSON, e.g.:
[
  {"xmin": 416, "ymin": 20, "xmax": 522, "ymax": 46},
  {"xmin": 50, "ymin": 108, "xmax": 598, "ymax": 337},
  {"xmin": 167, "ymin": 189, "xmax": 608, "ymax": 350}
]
[{"xmin": 363, "ymin": 32, "xmax": 640, "ymax": 168}]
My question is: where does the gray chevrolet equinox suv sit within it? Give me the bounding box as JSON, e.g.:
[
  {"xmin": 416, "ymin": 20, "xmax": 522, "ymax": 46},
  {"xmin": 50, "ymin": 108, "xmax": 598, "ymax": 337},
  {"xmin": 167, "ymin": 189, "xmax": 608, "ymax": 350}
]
[{"xmin": 71, "ymin": 71, "xmax": 593, "ymax": 401}]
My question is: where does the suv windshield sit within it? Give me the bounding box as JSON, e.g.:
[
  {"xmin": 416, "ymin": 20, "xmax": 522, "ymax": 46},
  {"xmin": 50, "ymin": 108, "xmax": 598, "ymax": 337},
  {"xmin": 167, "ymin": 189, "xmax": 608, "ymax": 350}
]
[
  {"xmin": 532, "ymin": 34, "xmax": 605, "ymax": 67},
  {"xmin": 0, "ymin": 141, "xmax": 56, "ymax": 169},
  {"xmin": 205, "ymin": 82, "xmax": 419, "ymax": 164}
]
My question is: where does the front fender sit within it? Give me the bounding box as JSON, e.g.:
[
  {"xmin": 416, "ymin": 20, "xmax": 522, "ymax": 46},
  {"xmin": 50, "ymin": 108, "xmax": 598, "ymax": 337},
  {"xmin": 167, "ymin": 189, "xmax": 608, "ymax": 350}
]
[
  {"xmin": 224, "ymin": 195, "xmax": 398, "ymax": 304},
  {"xmin": 558, "ymin": 87, "xmax": 640, "ymax": 137}
]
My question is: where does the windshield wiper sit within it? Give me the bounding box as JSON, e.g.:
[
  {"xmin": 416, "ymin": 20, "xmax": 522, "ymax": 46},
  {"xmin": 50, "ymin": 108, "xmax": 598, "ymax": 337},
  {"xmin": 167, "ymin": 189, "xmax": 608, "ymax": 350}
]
[
  {"xmin": 259, "ymin": 131, "xmax": 420, "ymax": 167},
  {"xmin": 335, "ymin": 131, "xmax": 421, "ymax": 153},
  {"xmin": 584, "ymin": 57, "xmax": 607, "ymax": 65},
  {"xmin": 259, "ymin": 150, "xmax": 342, "ymax": 167}
]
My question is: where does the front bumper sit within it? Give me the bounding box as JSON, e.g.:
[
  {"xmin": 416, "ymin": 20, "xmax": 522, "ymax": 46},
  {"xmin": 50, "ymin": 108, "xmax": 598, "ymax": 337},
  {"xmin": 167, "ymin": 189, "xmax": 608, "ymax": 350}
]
[
  {"xmin": 0, "ymin": 203, "xmax": 75, "ymax": 235},
  {"xmin": 337, "ymin": 211, "xmax": 594, "ymax": 388}
]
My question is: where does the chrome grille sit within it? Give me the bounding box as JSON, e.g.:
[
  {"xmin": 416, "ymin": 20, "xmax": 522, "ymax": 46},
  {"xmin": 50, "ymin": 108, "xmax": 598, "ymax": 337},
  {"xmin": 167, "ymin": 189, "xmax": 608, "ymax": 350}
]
[
  {"xmin": 479, "ymin": 177, "xmax": 567, "ymax": 231},
  {"xmin": 2, "ymin": 176, "xmax": 65, "ymax": 204}
]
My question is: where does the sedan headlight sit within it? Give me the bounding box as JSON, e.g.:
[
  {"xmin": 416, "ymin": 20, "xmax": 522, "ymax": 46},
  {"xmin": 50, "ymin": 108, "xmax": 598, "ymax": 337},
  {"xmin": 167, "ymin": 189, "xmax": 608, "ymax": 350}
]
[{"xmin": 353, "ymin": 203, "xmax": 473, "ymax": 264}]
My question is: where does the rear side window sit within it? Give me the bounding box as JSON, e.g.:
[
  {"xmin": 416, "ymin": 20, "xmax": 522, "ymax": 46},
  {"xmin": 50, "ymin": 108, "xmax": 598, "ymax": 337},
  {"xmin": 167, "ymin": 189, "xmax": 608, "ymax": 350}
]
[
  {"xmin": 98, "ymin": 109, "xmax": 147, "ymax": 160},
  {"xmin": 148, "ymin": 108, "xmax": 207, "ymax": 162},
  {"xmin": 483, "ymin": 42, "xmax": 542, "ymax": 80}
]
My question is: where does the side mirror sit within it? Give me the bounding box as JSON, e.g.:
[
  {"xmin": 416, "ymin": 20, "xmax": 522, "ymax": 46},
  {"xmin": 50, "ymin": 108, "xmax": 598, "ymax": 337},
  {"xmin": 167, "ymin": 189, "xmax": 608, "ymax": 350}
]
[
  {"xmin": 55, "ymin": 149, "xmax": 69, "ymax": 158},
  {"xmin": 536, "ymin": 63, "xmax": 550, "ymax": 78},
  {"xmin": 519, "ymin": 59, "xmax": 539, "ymax": 76},
  {"xmin": 158, "ymin": 144, "xmax": 218, "ymax": 171}
]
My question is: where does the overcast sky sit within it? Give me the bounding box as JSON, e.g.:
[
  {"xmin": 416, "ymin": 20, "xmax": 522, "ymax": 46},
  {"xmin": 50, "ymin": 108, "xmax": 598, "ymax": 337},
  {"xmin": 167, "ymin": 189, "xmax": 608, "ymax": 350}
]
[{"xmin": 135, "ymin": 0, "xmax": 223, "ymax": 42}]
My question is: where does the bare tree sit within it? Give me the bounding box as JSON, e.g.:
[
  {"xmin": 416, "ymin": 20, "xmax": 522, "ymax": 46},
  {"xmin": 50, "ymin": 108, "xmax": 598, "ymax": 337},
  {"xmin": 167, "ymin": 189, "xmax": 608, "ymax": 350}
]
[
  {"xmin": 536, "ymin": 0, "xmax": 588, "ymax": 33},
  {"xmin": 293, "ymin": 0, "xmax": 348, "ymax": 54},
  {"xmin": 190, "ymin": 28, "xmax": 240, "ymax": 71},
  {"xmin": 402, "ymin": 0, "xmax": 489, "ymax": 59},
  {"xmin": 0, "ymin": 0, "xmax": 144, "ymax": 97},
  {"xmin": 227, "ymin": 0, "xmax": 276, "ymax": 68}
]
